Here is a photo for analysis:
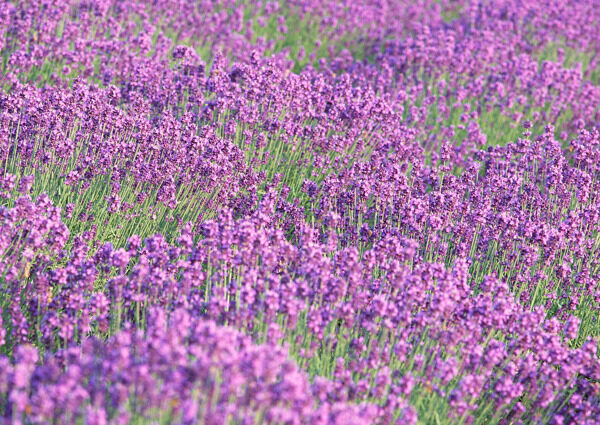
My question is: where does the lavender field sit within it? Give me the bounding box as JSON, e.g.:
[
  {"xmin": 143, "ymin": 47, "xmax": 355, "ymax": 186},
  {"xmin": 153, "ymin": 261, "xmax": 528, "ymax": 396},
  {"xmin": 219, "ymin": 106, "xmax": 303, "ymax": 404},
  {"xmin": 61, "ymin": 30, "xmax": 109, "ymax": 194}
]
[{"xmin": 0, "ymin": 1, "xmax": 600, "ymax": 424}]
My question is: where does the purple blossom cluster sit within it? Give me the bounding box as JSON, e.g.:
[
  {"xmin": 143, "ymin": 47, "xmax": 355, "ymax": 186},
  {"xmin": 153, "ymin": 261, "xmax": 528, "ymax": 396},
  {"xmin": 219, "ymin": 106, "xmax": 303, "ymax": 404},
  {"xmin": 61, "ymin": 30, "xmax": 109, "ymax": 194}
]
[
  {"xmin": 0, "ymin": 308, "xmax": 380, "ymax": 425},
  {"xmin": 1, "ymin": 0, "xmax": 600, "ymax": 424},
  {"xmin": 2, "ymin": 181, "xmax": 600, "ymax": 422}
]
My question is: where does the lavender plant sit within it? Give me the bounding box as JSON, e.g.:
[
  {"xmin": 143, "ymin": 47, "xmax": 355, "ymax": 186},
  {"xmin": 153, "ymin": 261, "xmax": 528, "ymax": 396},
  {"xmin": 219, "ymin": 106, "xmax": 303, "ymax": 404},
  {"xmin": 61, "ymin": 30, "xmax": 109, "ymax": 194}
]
[{"xmin": 0, "ymin": 0, "xmax": 600, "ymax": 424}]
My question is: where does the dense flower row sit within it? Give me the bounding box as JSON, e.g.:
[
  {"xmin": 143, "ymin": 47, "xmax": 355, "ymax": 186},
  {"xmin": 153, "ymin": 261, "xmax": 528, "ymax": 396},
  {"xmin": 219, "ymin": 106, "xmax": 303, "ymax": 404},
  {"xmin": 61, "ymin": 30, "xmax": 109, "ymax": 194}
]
[
  {"xmin": 1, "ymin": 182, "xmax": 600, "ymax": 422},
  {"xmin": 1, "ymin": 0, "xmax": 600, "ymax": 424},
  {"xmin": 0, "ymin": 308, "xmax": 383, "ymax": 425}
]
